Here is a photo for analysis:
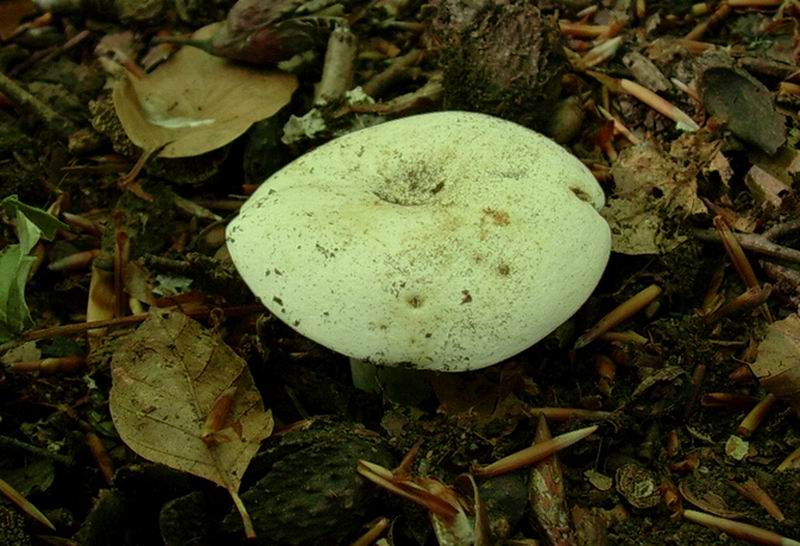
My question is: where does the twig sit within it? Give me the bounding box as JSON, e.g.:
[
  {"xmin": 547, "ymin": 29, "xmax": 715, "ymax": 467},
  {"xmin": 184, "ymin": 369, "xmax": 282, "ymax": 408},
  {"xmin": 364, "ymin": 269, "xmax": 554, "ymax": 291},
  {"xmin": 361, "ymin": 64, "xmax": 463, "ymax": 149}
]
[
  {"xmin": 0, "ymin": 72, "xmax": 77, "ymax": 139},
  {"xmin": 762, "ymin": 219, "xmax": 800, "ymax": 241},
  {"xmin": 693, "ymin": 228, "xmax": 800, "ymax": 263},
  {"xmin": 14, "ymin": 29, "xmax": 92, "ymax": 74},
  {"xmin": 597, "ymin": 105, "xmax": 640, "ymax": 144},
  {"xmin": 362, "ymin": 49, "xmax": 423, "ymax": 98},
  {"xmin": 685, "ymin": 2, "xmax": 731, "ymax": 40},
  {"xmin": 15, "ymin": 304, "xmax": 263, "ymax": 342},
  {"xmin": 0, "ymin": 436, "xmax": 73, "ymax": 466}
]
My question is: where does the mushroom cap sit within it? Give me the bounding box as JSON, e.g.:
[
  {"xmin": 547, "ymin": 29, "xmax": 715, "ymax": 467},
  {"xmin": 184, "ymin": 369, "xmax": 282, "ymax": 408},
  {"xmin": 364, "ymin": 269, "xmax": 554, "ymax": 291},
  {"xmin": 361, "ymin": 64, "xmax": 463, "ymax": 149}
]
[{"xmin": 226, "ymin": 111, "xmax": 610, "ymax": 372}]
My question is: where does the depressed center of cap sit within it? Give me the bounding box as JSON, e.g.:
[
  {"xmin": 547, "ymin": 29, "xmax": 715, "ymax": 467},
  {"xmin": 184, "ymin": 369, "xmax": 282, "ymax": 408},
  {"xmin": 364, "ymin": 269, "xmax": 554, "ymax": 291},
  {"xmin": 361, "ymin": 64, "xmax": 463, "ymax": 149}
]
[{"xmin": 226, "ymin": 111, "xmax": 611, "ymax": 372}]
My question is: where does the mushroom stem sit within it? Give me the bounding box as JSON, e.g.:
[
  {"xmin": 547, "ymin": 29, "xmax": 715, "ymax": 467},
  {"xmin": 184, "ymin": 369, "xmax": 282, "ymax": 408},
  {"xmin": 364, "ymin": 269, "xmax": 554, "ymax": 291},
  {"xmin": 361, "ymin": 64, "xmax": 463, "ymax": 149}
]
[
  {"xmin": 349, "ymin": 358, "xmax": 380, "ymax": 393},
  {"xmin": 349, "ymin": 358, "xmax": 433, "ymax": 405}
]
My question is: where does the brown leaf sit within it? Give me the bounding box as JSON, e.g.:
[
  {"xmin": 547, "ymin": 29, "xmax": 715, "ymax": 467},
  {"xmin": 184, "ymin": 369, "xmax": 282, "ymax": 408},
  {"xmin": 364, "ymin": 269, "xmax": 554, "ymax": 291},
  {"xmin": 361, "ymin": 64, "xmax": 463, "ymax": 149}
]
[
  {"xmin": 602, "ymin": 143, "xmax": 707, "ymax": 255},
  {"xmin": 113, "ymin": 23, "xmax": 297, "ymax": 159},
  {"xmin": 750, "ymin": 314, "xmax": 800, "ymax": 416},
  {"xmin": 110, "ymin": 309, "xmax": 273, "ymax": 537},
  {"xmin": 699, "ymin": 65, "xmax": 786, "ymax": 155}
]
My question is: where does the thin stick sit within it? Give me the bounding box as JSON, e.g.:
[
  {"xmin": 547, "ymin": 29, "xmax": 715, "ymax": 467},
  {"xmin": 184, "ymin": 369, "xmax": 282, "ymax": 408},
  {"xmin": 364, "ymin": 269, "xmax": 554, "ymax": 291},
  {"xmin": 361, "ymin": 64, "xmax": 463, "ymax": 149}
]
[
  {"xmin": 693, "ymin": 228, "xmax": 800, "ymax": 263},
  {"xmin": 0, "ymin": 436, "xmax": 73, "ymax": 465},
  {"xmin": 685, "ymin": 3, "xmax": 731, "ymax": 40},
  {"xmin": 0, "ymin": 72, "xmax": 76, "ymax": 138},
  {"xmin": 525, "ymin": 407, "xmax": 614, "ymax": 422},
  {"xmin": 16, "ymin": 304, "xmax": 264, "ymax": 342}
]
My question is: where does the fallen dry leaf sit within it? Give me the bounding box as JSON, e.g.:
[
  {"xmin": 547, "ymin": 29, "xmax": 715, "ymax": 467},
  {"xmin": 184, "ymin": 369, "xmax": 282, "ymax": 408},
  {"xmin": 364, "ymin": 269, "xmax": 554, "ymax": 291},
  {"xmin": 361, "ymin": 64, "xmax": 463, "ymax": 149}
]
[
  {"xmin": 109, "ymin": 309, "xmax": 273, "ymax": 538},
  {"xmin": 699, "ymin": 64, "xmax": 786, "ymax": 155},
  {"xmin": 113, "ymin": 23, "xmax": 298, "ymax": 159},
  {"xmin": 602, "ymin": 143, "xmax": 707, "ymax": 254},
  {"xmin": 750, "ymin": 314, "xmax": 800, "ymax": 416}
]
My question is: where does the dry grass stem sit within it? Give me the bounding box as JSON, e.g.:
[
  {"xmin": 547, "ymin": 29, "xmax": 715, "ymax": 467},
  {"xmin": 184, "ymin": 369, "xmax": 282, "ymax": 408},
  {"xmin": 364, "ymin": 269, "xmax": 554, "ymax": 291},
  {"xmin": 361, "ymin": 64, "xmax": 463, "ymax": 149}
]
[
  {"xmin": 7, "ymin": 356, "xmax": 85, "ymax": 375},
  {"xmin": 351, "ymin": 517, "xmax": 390, "ymax": 546},
  {"xmin": 731, "ymin": 479, "xmax": 785, "ymax": 522},
  {"xmin": 580, "ymin": 36, "xmax": 623, "ymax": 69},
  {"xmin": 685, "ymin": 3, "xmax": 731, "ymax": 40},
  {"xmin": 682, "ymin": 509, "xmax": 799, "ymax": 546},
  {"xmin": 737, "ymin": 393, "xmax": 778, "ymax": 438},
  {"xmin": 47, "ymin": 249, "xmax": 100, "ymax": 272},
  {"xmin": 703, "ymin": 285, "xmax": 772, "ymax": 325},
  {"xmin": 618, "ymin": 78, "xmax": 700, "ymax": 131},
  {"xmin": 700, "ymin": 392, "xmax": 759, "ymax": 410},
  {"xmin": 574, "ymin": 284, "xmax": 663, "ymax": 349},
  {"xmin": 600, "ymin": 330, "xmax": 649, "ymax": 344},
  {"xmin": 0, "ymin": 477, "xmax": 56, "ymax": 531},
  {"xmin": 713, "ymin": 216, "xmax": 774, "ymax": 322},
  {"xmin": 777, "ymin": 446, "xmax": 800, "ymax": 471},
  {"xmin": 597, "ymin": 105, "xmax": 640, "ymax": 144},
  {"xmin": 85, "ymin": 431, "xmax": 114, "ymax": 485},
  {"xmin": 559, "ymin": 21, "xmax": 608, "ymax": 37},
  {"xmin": 473, "ymin": 425, "xmax": 598, "ymax": 478},
  {"xmin": 356, "ymin": 460, "xmax": 459, "ymax": 520},
  {"xmin": 525, "ymin": 407, "xmax": 614, "ymax": 422}
]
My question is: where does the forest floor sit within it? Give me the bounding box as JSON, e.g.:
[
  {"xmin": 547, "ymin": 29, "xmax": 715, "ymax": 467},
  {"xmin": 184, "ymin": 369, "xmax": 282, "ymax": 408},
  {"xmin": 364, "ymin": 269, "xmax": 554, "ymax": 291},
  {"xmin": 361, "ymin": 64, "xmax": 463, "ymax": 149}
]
[{"xmin": 0, "ymin": 0, "xmax": 799, "ymax": 545}]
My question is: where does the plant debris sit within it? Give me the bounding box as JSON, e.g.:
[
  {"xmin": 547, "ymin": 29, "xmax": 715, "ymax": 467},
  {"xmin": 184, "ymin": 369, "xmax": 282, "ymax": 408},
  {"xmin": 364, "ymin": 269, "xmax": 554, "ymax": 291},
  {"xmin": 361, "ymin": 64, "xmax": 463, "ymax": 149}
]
[{"xmin": 0, "ymin": 0, "xmax": 799, "ymax": 545}]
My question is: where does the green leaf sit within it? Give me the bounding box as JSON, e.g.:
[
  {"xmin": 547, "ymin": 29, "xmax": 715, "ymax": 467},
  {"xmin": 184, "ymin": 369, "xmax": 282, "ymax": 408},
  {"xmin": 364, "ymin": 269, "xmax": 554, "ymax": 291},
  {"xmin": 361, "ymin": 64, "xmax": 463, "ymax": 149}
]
[
  {"xmin": 1, "ymin": 195, "xmax": 68, "ymax": 242},
  {"xmin": 0, "ymin": 245, "xmax": 35, "ymax": 342},
  {"xmin": 0, "ymin": 196, "xmax": 69, "ymax": 341},
  {"xmin": 16, "ymin": 209, "xmax": 42, "ymax": 256}
]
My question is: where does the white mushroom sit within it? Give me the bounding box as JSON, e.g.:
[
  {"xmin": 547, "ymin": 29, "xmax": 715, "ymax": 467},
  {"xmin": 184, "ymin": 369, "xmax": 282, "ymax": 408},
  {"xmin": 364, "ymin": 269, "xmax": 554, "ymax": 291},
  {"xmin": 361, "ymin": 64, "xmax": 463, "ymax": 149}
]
[{"xmin": 226, "ymin": 111, "xmax": 610, "ymax": 393}]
